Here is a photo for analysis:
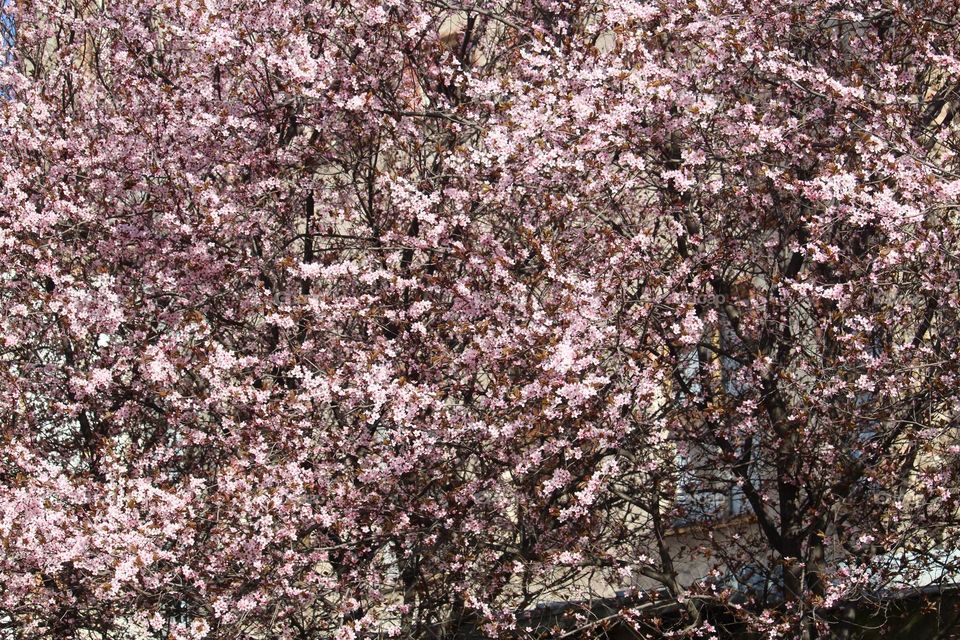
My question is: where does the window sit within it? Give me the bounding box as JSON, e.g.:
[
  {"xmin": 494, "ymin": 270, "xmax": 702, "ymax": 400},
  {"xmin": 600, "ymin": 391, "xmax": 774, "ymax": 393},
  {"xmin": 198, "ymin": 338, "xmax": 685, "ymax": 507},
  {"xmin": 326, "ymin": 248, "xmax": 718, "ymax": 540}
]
[
  {"xmin": 1, "ymin": 0, "xmax": 13, "ymax": 99},
  {"xmin": 1, "ymin": 0, "xmax": 12, "ymax": 59},
  {"xmin": 672, "ymin": 312, "xmax": 759, "ymax": 526}
]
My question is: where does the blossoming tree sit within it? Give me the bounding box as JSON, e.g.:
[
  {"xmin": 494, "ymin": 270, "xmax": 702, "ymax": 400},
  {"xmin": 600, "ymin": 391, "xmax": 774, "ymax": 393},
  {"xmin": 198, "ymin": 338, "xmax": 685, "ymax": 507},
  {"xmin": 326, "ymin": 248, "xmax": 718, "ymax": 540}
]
[{"xmin": 2, "ymin": 0, "xmax": 960, "ymax": 638}]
